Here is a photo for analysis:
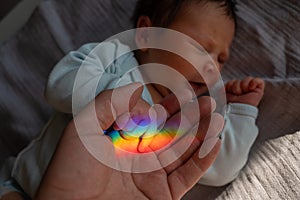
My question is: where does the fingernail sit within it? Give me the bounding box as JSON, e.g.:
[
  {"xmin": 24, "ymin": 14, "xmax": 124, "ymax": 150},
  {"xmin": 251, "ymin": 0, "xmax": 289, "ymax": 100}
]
[
  {"xmin": 205, "ymin": 126, "xmax": 222, "ymax": 140},
  {"xmin": 203, "ymin": 114, "xmax": 224, "ymax": 140},
  {"xmin": 198, "ymin": 137, "xmax": 220, "ymax": 158},
  {"xmin": 189, "ymin": 98, "xmax": 196, "ymax": 103},
  {"xmin": 177, "ymin": 88, "xmax": 194, "ymax": 103},
  {"xmin": 114, "ymin": 112, "xmax": 131, "ymax": 130}
]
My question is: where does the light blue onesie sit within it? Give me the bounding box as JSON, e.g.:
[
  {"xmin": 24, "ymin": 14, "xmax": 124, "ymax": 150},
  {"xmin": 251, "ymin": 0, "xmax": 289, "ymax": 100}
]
[{"xmin": 0, "ymin": 39, "xmax": 259, "ymax": 199}]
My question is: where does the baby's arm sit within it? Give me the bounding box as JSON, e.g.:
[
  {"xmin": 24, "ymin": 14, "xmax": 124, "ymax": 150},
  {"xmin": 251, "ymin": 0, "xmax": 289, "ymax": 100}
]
[
  {"xmin": 45, "ymin": 40, "xmax": 136, "ymax": 113},
  {"xmin": 198, "ymin": 103, "xmax": 259, "ymax": 186},
  {"xmin": 198, "ymin": 77, "xmax": 265, "ymax": 186}
]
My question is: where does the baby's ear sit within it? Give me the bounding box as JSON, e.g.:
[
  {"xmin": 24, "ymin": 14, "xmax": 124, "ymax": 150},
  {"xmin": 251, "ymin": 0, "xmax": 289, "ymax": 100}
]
[{"xmin": 135, "ymin": 16, "xmax": 152, "ymax": 52}]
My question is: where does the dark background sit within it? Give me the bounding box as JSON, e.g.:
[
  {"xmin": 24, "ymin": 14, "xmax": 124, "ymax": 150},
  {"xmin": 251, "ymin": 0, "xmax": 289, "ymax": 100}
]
[{"xmin": 0, "ymin": 0, "xmax": 21, "ymax": 20}]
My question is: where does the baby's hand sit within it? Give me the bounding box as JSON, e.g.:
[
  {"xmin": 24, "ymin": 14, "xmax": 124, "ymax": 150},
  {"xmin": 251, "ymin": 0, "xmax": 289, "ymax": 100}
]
[{"xmin": 225, "ymin": 77, "xmax": 265, "ymax": 107}]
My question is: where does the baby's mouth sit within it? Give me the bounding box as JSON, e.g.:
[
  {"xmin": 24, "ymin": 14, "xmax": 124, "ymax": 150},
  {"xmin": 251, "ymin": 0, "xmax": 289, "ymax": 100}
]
[{"xmin": 189, "ymin": 81, "xmax": 209, "ymax": 97}]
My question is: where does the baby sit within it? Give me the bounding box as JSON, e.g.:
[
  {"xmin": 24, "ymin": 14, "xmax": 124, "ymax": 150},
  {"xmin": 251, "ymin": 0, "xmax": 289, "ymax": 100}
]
[
  {"xmin": 46, "ymin": 0, "xmax": 264, "ymax": 186},
  {"xmin": 0, "ymin": 0, "xmax": 265, "ymax": 198}
]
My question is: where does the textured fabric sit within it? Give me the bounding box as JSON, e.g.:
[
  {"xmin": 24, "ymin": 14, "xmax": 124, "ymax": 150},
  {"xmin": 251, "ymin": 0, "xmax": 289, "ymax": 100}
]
[
  {"xmin": 222, "ymin": 0, "xmax": 300, "ymax": 141},
  {"xmin": 184, "ymin": 0, "xmax": 300, "ymax": 198},
  {"xmin": 0, "ymin": 113, "xmax": 71, "ymax": 198},
  {"xmin": 46, "ymin": 40, "xmax": 152, "ymax": 113},
  {"xmin": 216, "ymin": 131, "xmax": 300, "ymax": 200},
  {"xmin": 0, "ymin": 0, "xmax": 137, "ymax": 167},
  {"xmin": 183, "ymin": 131, "xmax": 300, "ymax": 200},
  {"xmin": 0, "ymin": 0, "xmax": 299, "ymax": 199}
]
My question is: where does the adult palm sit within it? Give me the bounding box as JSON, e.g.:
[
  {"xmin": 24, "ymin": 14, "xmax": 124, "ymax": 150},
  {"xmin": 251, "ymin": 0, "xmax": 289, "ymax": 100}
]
[{"xmin": 35, "ymin": 83, "xmax": 223, "ymax": 200}]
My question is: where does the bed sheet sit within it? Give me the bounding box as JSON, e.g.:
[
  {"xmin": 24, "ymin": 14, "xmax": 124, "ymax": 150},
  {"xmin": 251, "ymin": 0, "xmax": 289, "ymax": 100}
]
[
  {"xmin": 183, "ymin": 131, "xmax": 300, "ymax": 200},
  {"xmin": 0, "ymin": 0, "xmax": 136, "ymax": 167},
  {"xmin": 0, "ymin": 0, "xmax": 299, "ymax": 187}
]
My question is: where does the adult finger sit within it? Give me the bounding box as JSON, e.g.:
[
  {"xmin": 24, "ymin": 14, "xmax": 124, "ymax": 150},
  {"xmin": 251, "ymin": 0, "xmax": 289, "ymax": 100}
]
[
  {"xmin": 132, "ymin": 169, "xmax": 173, "ymax": 200},
  {"xmin": 161, "ymin": 96, "xmax": 216, "ymax": 137},
  {"xmin": 159, "ymin": 112, "xmax": 224, "ymax": 173},
  {"xmin": 137, "ymin": 89, "xmax": 195, "ymax": 152},
  {"xmin": 168, "ymin": 139, "xmax": 221, "ymax": 200},
  {"xmin": 113, "ymin": 99, "xmax": 152, "ymax": 137},
  {"xmin": 162, "ymin": 96, "xmax": 216, "ymax": 138},
  {"xmin": 154, "ymin": 97, "xmax": 219, "ymax": 168}
]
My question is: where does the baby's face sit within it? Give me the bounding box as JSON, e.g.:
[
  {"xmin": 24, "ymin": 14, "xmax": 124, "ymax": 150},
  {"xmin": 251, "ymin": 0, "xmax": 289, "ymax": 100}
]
[{"xmin": 141, "ymin": 2, "xmax": 235, "ymax": 97}]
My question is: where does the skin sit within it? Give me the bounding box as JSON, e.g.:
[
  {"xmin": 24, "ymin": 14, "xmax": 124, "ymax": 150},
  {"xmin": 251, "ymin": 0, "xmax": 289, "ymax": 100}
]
[
  {"xmin": 135, "ymin": 1, "xmax": 265, "ymax": 106},
  {"xmin": 2, "ymin": 83, "xmax": 223, "ymax": 200},
  {"xmin": 226, "ymin": 77, "xmax": 265, "ymax": 107},
  {"xmin": 36, "ymin": 84, "xmax": 222, "ymax": 200}
]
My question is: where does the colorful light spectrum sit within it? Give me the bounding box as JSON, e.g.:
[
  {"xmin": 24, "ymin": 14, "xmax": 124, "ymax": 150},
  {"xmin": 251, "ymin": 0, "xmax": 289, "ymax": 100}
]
[{"xmin": 104, "ymin": 126, "xmax": 181, "ymax": 154}]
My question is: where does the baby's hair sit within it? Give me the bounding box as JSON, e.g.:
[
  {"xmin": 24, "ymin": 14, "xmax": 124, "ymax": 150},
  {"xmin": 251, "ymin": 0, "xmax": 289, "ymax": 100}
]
[{"xmin": 132, "ymin": 0, "xmax": 237, "ymax": 28}]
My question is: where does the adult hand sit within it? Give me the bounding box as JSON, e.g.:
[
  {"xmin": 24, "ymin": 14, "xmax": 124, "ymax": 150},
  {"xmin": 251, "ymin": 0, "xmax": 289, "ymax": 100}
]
[{"xmin": 35, "ymin": 83, "xmax": 223, "ymax": 200}]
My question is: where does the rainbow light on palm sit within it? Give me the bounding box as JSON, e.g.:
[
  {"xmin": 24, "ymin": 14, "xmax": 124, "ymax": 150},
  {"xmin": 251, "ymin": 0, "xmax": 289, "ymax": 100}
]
[{"xmin": 104, "ymin": 117, "xmax": 182, "ymax": 154}]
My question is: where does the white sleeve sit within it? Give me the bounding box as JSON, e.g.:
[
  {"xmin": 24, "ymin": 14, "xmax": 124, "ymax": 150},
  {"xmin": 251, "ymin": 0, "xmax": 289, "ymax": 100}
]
[
  {"xmin": 198, "ymin": 103, "xmax": 259, "ymax": 186},
  {"xmin": 45, "ymin": 40, "xmax": 137, "ymax": 113}
]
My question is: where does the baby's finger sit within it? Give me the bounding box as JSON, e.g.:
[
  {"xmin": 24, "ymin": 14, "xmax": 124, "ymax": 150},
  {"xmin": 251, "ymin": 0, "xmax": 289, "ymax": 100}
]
[
  {"xmin": 94, "ymin": 83, "xmax": 144, "ymax": 130},
  {"xmin": 225, "ymin": 80, "xmax": 235, "ymax": 93},
  {"xmin": 160, "ymin": 89, "xmax": 194, "ymax": 119},
  {"xmin": 118, "ymin": 114, "xmax": 149, "ymax": 140},
  {"xmin": 138, "ymin": 104, "xmax": 168, "ymax": 152},
  {"xmin": 241, "ymin": 76, "xmax": 254, "ymax": 92},
  {"xmin": 232, "ymin": 80, "xmax": 242, "ymax": 94},
  {"xmin": 249, "ymin": 78, "xmax": 265, "ymax": 91},
  {"xmin": 113, "ymin": 112, "xmax": 133, "ymax": 131}
]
